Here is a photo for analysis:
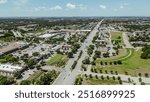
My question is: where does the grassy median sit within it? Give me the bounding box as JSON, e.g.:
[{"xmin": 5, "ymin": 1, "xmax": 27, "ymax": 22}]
[{"xmin": 47, "ymin": 54, "xmax": 68, "ymax": 68}]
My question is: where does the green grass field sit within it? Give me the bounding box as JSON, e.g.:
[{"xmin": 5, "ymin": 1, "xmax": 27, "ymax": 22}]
[
  {"xmin": 0, "ymin": 58, "xmax": 6, "ymax": 63},
  {"xmin": 97, "ymin": 49, "xmax": 132, "ymax": 62},
  {"xmin": 47, "ymin": 54, "xmax": 68, "ymax": 67},
  {"xmin": 111, "ymin": 32, "xmax": 122, "ymax": 39},
  {"xmin": 111, "ymin": 31, "xmax": 124, "ymax": 46},
  {"xmin": 95, "ymin": 49, "xmax": 150, "ymax": 76}
]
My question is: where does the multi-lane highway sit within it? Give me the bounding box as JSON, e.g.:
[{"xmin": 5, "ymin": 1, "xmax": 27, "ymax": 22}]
[{"xmin": 53, "ymin": 19, "xmax": 104, "ymax": 85}]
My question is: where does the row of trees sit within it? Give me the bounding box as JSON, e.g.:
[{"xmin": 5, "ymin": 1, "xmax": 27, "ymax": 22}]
[
  {"xmin": 71, "ymin": 61, "xmax": 77, "ymax": 70},
  {"xmin": 87, "ymin": 45, "xmax": 95, "ymax": 56},
  {"xmin": 0, "ymin": 54, "xmax": 20, "ymax": 65},
  {"xmin": 93, "ymin": 51, "xmax": 101, "ymax": 60},
  {"xmin": 100, "ymin": 60, "xmax": 122, "ymax": 65},
  {"xmin": 84, "ymin": 74, "xmax": 123, "ymax": 85},
  {"xmin": 20, "ymin": 70, "xmax": 59, "ymax": 85},
  {"xmin": 91, "ymin": 68, "xmax": 119, "ymax": 75}
]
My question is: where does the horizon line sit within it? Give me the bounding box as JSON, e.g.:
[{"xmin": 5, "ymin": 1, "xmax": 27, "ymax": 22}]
[{"xmin": 0, "ymin": 16, "xmax": 150, "ymax": 18}]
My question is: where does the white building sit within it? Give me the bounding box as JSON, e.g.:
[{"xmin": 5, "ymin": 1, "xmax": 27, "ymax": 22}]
[
  {"xmin": 0, "ymin": 64, "xmax": 23, "ymax": 77},
  {"xmin": 39, "ymin": 32, "xmax": 66, "ymax": 39}
]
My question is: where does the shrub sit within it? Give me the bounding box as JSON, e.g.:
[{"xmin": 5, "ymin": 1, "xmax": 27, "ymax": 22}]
[
  {"xmin": 117, "ymin": 76, "xmax": 121, "ymax": 80},
  {"xmin": 111, "ymin": 71, "xmax": 113, "ymax": 74},
  {"xmin": 101, "ymin": 75, "xmax": 104, "ymax": 80},
  {"xmin": 119, "ymin": 80, "xmax": 122, "ymax": 85},
  {"xmin": 105, "ymin": 70, "xmax": 108, "ymax": 74},
  {"xmin": 112, "ymin": 76, "xmax": 116, "ymax": 80},
  {"xmin": 89, "ymin": 74, "xmax": 93, "ymax": 78},
  {"xmin": 125, "ymin": 72, "xmax": 128, "ymax": 75},
  {"xmin": 115, "ymin": 71, "xmax": 118, "ymax": 75},
  {"xmin": 145, "ymin": 73, "xmax": 149, "ymax": 78},
  {"xmin": 99, "ymin": 70, "xmax": 103, "ymax": 73},
  {"xmin": 95, "ymin": 75, "xmax": 99, "ymax": 79},
  {"xmin": 141, "ymin": 82, "xmax": 145, "ymax": 85},
  {"xmin": 139, "ymin": 78, "xmax": 142, "ymax": 82},
  {"xmin": 128, "ymin": 78, "xmax": 131, "ymax": 82},
  {"xmin": 138, "ymin": 73, "xmax": 142, "ymax": 77},
  {"xmin": 106, "ymin": 76, "xmax": 110, "ymax": 80}
]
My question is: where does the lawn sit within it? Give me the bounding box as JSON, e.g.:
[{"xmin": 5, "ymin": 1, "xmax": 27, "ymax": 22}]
[
  {"xmin": 0, "ymin": 58, "xmax": 6, "ymax": 63},
  {"xmin": 47, "ymin": 54, "xmax": 68, "ymax": 67},
  {"xmin": 82, "ymin": 78, "xmax": 119, "ymax": 85},
  {"xmin": 97, "ymin": 49, "xmax": 132, "ymax": 62},
  {"xmin": 0, "ymin": 36, "xmax": 15, "ymax": 42},
  {"xmin": 111, "ymin": 32, "xmax": 122, "ymax": 39},
  {"xmin": 95, "ymin": 49, "xmax": 150, "ymax": 76},
  {"xmin": 111, "ymin": 31, "xmax": 124, "ymax": 46}
]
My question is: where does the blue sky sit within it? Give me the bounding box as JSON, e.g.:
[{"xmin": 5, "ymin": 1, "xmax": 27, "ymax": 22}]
[{"xmin": 0, "ymin": 0, "xmax": 150, "ymax": 17}]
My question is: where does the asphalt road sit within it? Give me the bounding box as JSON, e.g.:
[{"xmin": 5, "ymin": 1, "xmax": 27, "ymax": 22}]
[
  {"xmin": 122, "ymin": 32, "xmax": 134, "ymax": 48},
  {"xmin": 53, "ymin": 19, "xmax": 104, "ymax": 85}
]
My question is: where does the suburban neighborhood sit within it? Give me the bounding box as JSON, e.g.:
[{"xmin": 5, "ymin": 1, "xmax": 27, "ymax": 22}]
[{"xmin": 0, "ymin": 17, "xmax": 150, "ymax": 85}]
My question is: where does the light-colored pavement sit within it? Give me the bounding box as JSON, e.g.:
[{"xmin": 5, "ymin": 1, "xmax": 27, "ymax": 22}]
[
  {"xmin": 107, "ymin": 30, "xmax": 115, "ymax": 56},
  {"xmin": 41, "ymin": 65, "xmax": 62, "ymax": 71},
  {"xmin": 11, "ymin": 30, "xmax": 22, "ymax": 37},
  {"xmin": 53, "ymin": 51, "xmax": 80, "ymax": 85},
  {"xmin": 20, "ymin": 68, "xmax": 37, "ymax": 80},
  {"xmin": 53, "ymin": 19, "xmax": 104, "ymax": 85},
  {"xmin": 122, "ymin": 32, "xmax": 134, "ymax": 48}
]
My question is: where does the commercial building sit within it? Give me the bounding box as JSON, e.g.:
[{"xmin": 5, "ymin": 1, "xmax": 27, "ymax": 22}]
[
  {"xmin": 0, "ymin": 42, "xmax": 29, "ymax": 56},
  {"xmin": 0, "ymin": 64, "xmax": 23, "ymax": 77},
  {"xmin": 39, "ymin": 31, "xmax": 66, "ymax": 39}
]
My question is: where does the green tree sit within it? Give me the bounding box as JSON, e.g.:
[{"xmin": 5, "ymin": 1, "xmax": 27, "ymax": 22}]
[
  {"xmin": 20, "ymin": 80, "xmax": 31, "ymax": 85},
  {"xmin": 68, "ymin": 52, "xmax": 73, "ymax": 58}
]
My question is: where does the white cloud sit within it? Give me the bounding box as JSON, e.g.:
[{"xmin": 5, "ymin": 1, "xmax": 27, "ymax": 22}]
[
  {"xmin": 66, "ymin": 3, "xmax": 76, "ymax": 9},
  {"xmin": 120, "ymin": 5, "xmax": 124, "ymax": 9},
  {"xmin": 99, "ymin": 5, "xmax": 106, "ymax": 9},
  {"xmin": 34, "ymin": 5, "xmax": 62, "ymax": 11},
  {"xmin": 50, "ymin": 5, "xmax": 62, "ymax": 10},
  {"xmin": 0, "ymin": 0, "xmax": 7, "ymax": 4},
  {"xmin": 66, "ymin": 3, "xmax": 86, "ymax": 10}
]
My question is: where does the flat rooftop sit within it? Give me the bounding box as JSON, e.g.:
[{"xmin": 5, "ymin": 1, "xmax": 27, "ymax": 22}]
[
  {"xmin": 39, "ymin": 33, "xmax": 55, "ymax": 38},
  {"xmin": 0, "ymin": 42, "xmax": 28, "ymax": 55},
  {"xmin": 0, "ymin": 64, "xmax": 22, "ymax": 72},
  {"xmin": 39, "ymin": 32, "xmax": 66, "ymax": 38}
]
